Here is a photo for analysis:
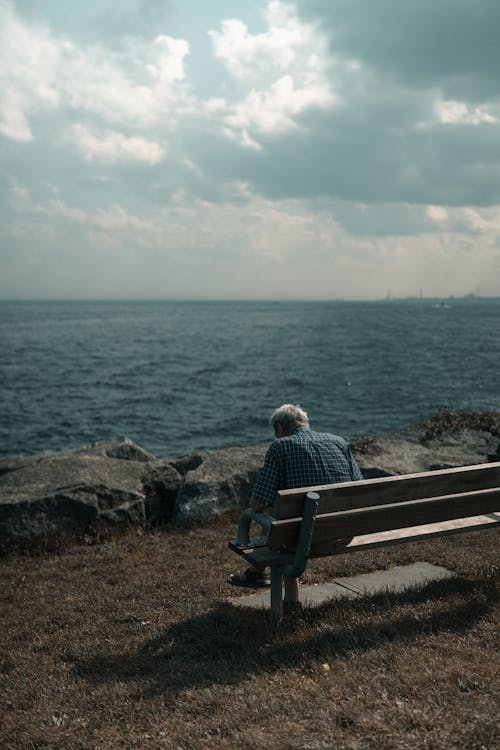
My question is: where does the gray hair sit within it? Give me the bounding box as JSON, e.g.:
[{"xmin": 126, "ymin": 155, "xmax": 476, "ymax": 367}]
[{"xmin": 270, "ymin": 403, "xmax": 310, "ymax": 432}]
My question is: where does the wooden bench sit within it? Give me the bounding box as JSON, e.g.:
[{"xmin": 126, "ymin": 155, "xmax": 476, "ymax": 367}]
[{"xmin": 229, "ymin": 461, "xmax": 500, "ymax": 624}]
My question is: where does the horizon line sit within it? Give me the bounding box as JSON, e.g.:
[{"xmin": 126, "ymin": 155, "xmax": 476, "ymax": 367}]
[{"xmin": 0, "ymin": 295, "xmax": 498, "ymax": 304}]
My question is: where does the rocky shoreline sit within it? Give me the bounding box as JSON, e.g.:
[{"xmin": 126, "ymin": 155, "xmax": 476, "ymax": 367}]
[{"xmin": 1, "ymin": 412, "xmax": 499, "ymax": 554}]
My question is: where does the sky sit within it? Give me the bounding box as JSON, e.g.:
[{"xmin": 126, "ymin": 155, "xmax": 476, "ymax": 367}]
[{"xmin": 1, "ymin": 0, "xmax": 500, "ymax": 300}]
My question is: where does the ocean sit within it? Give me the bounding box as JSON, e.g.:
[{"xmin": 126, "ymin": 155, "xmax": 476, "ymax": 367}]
[{"xmin": 0, "ymin": 299, "xmax": 499, "ymax": 458}]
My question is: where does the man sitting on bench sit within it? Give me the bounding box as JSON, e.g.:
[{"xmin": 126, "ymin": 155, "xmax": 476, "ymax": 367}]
[{"xmin": 228, "ymin": 403, "xmax": 363, "ymax": 588}]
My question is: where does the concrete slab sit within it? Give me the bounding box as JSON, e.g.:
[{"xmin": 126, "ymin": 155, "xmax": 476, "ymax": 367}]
[
  {"xmin": 228, "ymin": 562, "xmax": 455, "ymax": 610},
  {"xmin": 334, "ymin": 562, "xmax": 454, "ymax": 596},
  {"xmin": 231, "ymin": 581, "xmax": 357, "ymax": 609}
]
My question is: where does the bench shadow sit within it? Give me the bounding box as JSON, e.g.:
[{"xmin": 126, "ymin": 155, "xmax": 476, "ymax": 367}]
[{"xmin": 73, "ymin": 574, "xmax": 497, "ymax": 699}]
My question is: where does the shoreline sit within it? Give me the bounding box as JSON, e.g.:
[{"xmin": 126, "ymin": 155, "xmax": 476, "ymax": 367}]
[{"xmin": 1, "ymin": 410, "xmax": 499, "ymax": 555}]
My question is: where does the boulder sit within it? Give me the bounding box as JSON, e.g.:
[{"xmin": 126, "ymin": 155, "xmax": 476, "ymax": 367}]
[
  {"xmin": 0, "ymin": 452, "xmax": 147, "ymax": 552},
  {"xmin": 80, "ymin": 437, "xmax": 157, "ymax": 463},
  {"xmin": 142, "ymin": 461, "xmax": 183, "ymax": 524},
  {"xmin": 354, "ymin": 428, "xmax": 500, "ymax": 477},
  {"xmin": 0, "ymin": 439, "xmax": 183, "ymax": 552},
  {"xmin": 172, "ymin": 445, "xmax": 268, "ymax": 526},
  {"xmin": 0, "ymin": 437, "xmax": 155, "ymax": 477}
]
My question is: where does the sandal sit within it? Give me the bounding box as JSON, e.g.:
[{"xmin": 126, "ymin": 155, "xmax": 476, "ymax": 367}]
[{"xmin": 227, "ymin": 567, "xmax": 270, "ymax": 588}]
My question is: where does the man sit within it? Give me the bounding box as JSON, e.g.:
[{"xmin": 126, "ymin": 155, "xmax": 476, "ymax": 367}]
[{"xmin": 228, "ymin": 403, "xmax": 364, "ymax": 587}]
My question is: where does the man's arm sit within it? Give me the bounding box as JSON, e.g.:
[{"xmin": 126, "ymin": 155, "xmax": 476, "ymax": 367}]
[
  {"xmin": 348, "ymin": 445, "xmax": 364, "ymax": 480},
  {"xmin": 250, "ymin": 443, "xmax": 282, "ymax": 511}
]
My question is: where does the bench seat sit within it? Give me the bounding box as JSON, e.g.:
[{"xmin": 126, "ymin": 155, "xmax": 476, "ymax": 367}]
[{"xmin": 230, "ymin": 511, "xmax": 500, "ymax": 567}]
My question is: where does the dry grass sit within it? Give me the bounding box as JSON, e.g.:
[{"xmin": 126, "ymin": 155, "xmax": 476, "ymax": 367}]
[{"xmin": 1, "ymin": 513, "xmax": 498, "ymax": 750}]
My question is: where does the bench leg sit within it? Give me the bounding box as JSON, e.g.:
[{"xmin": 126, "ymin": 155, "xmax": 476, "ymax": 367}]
[
  {"xmin": 284, "ymin": 575, "xmax": 299, "ymax": 603},
  {"xmin": 270, "ymin": 567, "xmax": 283, "ymax": 626}
]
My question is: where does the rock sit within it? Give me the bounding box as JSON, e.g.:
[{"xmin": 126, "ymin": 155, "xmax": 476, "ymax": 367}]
[
  {"xmin": 172, "ymin": 444, "xmax": 268, "ymax": 526},
  {"xmin": 0, "ymin": 453, "xmax": 49, "ymax": 477},
  {"xmin": 82, "ymin": 437, "xmax": 157, "ymax": 463},
  {"xmin": 487, "ymin": 444, "xmax": 500, "ymax": 463},
  {"xmin": 0, "ymin": 451, "xmax": 148, "ymax": 552},
  {"xmin": 142, "ymin": 462, "xmax": 182, "ymax": 524},
  {"xmin": 0, "ymin": 439, "xmax": 183, "ymax": 552},
  {"xmin": 0, "ymin": 438, "xmax": 156, "ymax": 479},
  {"xmin": 353, "ymin": 428, "xmax": 500, "ymax": 476},
  {"xmin": 170, "ymin": 453, "xmax": 204, "ymax": 475}
]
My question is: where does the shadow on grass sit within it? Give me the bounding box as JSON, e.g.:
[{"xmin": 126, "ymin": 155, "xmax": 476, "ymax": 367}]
[{"xmin": 73, "ymin": 575, "xmax": 497, "ymax": 698}]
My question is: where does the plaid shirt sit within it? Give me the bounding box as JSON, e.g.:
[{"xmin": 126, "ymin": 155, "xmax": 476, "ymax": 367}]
[{"xmin": 251, "ymin": 426, "xmax": 363, "ymax": 507}]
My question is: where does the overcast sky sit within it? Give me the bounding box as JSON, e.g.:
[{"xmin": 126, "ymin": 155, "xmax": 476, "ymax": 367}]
[{"xmin": 1, "ymin": 0, "xmax": 500, "ymax": 300}]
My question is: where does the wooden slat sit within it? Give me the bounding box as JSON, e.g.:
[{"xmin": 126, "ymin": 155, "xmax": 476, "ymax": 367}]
[
  {"xmin": 269, "ymin": 487, "xmax": 500, "ymax": 549},
  {"xmin": 231, "ymin": 513, "xmax": 500, "ymax": 567},
  {"xmin": 273, "ymin": 462, "xmax": 500, "ymax": 519},
  {"xmin": 308, "ymin": 513, "xmax": 500, "ymax": 557}
]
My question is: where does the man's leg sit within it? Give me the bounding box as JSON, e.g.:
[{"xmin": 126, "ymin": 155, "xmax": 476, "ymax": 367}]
[
  {"xmin": 228, "ymin": 519, "xmax": 271, "ymax": 587},
  {"xmin": 227, "ymin": 564, "xmax": 270, "ymax": 587}
]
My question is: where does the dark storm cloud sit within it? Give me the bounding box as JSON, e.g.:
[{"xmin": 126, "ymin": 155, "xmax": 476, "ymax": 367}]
[
  {"xmin": 297, "ymin": 0, "xmax": 500, "ymax": 100},
  {"xmin": 185, "ymin": 1, "xmax": 500, "ymax": 212},
  {"xmin": 192, "ymin": 97, "xmax": 500, "ymax": 210}
]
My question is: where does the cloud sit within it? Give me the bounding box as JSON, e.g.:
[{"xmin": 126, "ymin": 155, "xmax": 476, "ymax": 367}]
[
  {"xmin": 146, "ymin": 35, "xmax": 189, "ymax": 86},
  {"xmin": 434, "ymin": 100, "xmax": 498, "ymax": 125},
  {"xmin": 0, "ymin": 2, "xmax": 60, "ymax": 141},
  {"xmin": 207, "ymin": 1, "xmax": 335, "ymax": 148},
  {"xmin": 424, "ymin": 203, "xmax": 500, "ymax": 240},
  {"xmin": 0, "ymin": 1, "xmax": 191, "ymax": 144},
  {"xmin": 73, "ymin": 125, "xmax": 166, "ymax": 164},
  {"xmin": 461, "ymin": 206, "xmax": 500, "ymax": 234},
  {"xmin": 426, "ymin": 205, "xmax": 449, "ymax": 223},
  {"xmin": 59, "ymin": 33, "xmax": 192, "ymax": 128},
  {"xmin": 210, "ymin": 2, "xmax": 310, "ymax": 81},
  {"xmin": 216, "ymin": 75, "xmax": 327, "ymax": 151}
]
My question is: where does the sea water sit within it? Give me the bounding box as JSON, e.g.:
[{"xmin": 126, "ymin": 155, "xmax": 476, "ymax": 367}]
[{"xmin": 0, "ymin": 299, "xmax": 499, "ymax": 458}]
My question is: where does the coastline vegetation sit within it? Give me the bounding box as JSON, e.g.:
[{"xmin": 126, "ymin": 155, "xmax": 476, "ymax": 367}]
[{"xmin": 413, "ymin": 409, "xmax": 500, "ymax": 438}]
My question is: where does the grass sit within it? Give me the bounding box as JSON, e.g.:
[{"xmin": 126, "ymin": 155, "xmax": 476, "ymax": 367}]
[{"xmin": 0, "ymin": 512, "xmax": 498, "ymax": 749}]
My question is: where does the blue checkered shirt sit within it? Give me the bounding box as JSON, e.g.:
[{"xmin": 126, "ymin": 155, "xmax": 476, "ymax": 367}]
[{"xmin": 251, "ymin": 427, "xmax": 363, "ymax": 507}]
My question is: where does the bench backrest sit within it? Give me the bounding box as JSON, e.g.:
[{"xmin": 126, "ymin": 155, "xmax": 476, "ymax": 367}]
[{"xmin": 269, "ymin": 462, "xmax": 500, "ymax": 552}]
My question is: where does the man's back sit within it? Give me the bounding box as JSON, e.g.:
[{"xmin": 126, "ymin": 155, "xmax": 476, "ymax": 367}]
[{"xmin": 252, "ymin": 426, "xmax": 363, "ymax": 507}]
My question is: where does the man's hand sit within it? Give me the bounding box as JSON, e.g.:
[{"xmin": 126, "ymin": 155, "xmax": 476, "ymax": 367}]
[{"xmin": 250, "ymin": 500, "xmax": 265, "ymax": 512}]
